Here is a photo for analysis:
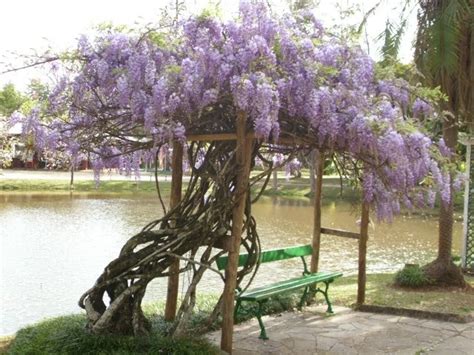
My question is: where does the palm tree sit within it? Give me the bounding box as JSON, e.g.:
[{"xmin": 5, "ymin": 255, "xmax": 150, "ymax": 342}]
[{"xmin": 415, "ymin": 0, "xmax": 473, "ymax": 286}]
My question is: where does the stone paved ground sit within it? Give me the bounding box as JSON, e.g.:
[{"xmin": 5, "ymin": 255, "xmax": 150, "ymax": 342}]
[{"xmin": 206, "ymin": 306, "xmax": 474, "ymax": 354}]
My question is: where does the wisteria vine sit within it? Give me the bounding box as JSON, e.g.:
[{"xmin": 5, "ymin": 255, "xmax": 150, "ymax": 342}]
[{"xmin": 12, "ymin": 1, "xmax": 456, "ymax": 221}]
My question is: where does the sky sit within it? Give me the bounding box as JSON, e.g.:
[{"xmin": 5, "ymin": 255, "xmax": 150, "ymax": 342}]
[{"xmin": 0, "ymin": 0, "xmax": 418, "ymax": 91}]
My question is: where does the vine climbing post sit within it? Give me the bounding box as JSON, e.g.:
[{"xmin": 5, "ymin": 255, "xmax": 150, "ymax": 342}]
[
  {"xmin": 310, "ymin": 150, "xmax": 324, "ymax": 274},
  {"xmin": 164, "ymin": 141, "xmax": 184, "ymax": 321},
  {"xmin": 221, "ymin": 111, "xmax": 253, "ymax": 354},
  {"xmin": 357, "ymin": 201, "xmax": 370, "ymax": 305}
]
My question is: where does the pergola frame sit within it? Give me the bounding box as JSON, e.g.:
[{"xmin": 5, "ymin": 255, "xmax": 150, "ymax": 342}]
[
  {"xmin": 461, "ymin": 138, "xmax": 474, "ymax": 272},
  {"xmin": 163, "ymin": 116, "xmax": 370, "ymax": 354}
]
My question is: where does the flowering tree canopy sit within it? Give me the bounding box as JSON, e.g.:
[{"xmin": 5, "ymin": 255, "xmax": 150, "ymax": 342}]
[{"xmin": 12, "ymin": 2, "xmax": 452, "ymax": 220}]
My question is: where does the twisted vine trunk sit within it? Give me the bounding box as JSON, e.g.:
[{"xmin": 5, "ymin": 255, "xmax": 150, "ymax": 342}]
[{"xmin": 78, "ymin": 140, "xmax": 263, "ymax": 335}]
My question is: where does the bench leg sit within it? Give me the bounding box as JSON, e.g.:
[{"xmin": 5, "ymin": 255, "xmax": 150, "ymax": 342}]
[
  {"xmin": 316, "ymin": 281, "xmax": 334, "ymax": 314},
  {"xmin": 298, "ymin": 286, "xmax": 310, "ymax": 310},
  {"xmin": 256, "ymin": 301, "xmax": 269, "ymax": 340},
  {"xmin": 234, "ymin": 299, "xmax": 242, "ymax": 321}
]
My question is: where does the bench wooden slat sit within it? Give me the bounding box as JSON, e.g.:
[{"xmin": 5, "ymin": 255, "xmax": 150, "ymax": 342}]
[
  {"xmin": 239, "ymin": 271, "xmax": 343, "ymax": 301},
  {"xmin": 215, "ymin": 244, "xmax": 312, "ymax": 270}
]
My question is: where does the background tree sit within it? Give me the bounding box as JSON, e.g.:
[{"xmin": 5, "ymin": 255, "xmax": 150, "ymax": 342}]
[
  {"xmin": 0, "ymin": 83, "xmax": 25, "ymax": 116},
  {"xmin": 0, "ymin": 84, "xmax": 25, "ymax": 167},
  {"xmin": 415, "ymin": 0, "xmax": 473, "ymax": 286}
]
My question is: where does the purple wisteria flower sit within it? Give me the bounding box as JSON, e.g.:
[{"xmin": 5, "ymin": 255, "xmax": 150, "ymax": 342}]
[{"xmin": 12, "ymin": 0, "xmax": 453, "ymax": 221}]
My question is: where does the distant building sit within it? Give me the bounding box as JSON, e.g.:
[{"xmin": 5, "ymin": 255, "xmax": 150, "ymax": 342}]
[{"xmin": 0, "ymin": 118, "xmax": 38, "ymax": 168}]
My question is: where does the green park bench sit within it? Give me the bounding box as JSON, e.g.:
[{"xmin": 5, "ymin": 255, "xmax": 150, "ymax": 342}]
[{"xmin": 216, "ymin": 244, "xmax": 343, "ymax": 340}]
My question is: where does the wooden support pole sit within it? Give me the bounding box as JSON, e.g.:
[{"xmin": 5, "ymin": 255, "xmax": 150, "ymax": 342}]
[
  {"xmin": 164, "ymin": 141, "xmax": 183, "ymax": 321},
  {"xmin": 320, "ymin": 227, "xmax": 360, "ymax": 240},
  {"xmin": 272, "ymin": 169, "xmax": 278, "ymax": 190},
  {"xmin": 310, "ymin": 150, "xmax": 324, "ymax": 274},
  {"xmin": 357, "ymin": 201, "xmax": 370, "ymax": 305},
  {"xmin": 221, "ymin": 112, "xmax": 253, "ymax": 354},
  {"xmin": 309, "ymin": 149, "xmax": 316, "ymax": 194}
]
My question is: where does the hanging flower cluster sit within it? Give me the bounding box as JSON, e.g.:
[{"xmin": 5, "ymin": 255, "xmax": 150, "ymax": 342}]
[{"xmin": 13, "ymin": 1, "xmax": 456, "ymax": 220}]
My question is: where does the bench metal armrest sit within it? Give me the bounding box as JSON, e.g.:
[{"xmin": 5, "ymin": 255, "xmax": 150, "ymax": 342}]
[{"xmin": 300, "ymin": 256, "xmax": 310, "ymax": 275}]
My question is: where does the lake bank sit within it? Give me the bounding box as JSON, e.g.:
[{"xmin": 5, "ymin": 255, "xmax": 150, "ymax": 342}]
[{"xmin": 0, "ymin": 170, "xmax": 465, "ymax": 213}]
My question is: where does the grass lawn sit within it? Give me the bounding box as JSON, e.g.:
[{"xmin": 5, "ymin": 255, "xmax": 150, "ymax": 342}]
[
  {"xmin": 0, "ymin": 179, "xmax": 173, "ymax": 194},
  {"xmin": 329, "ymin": 273, "xmax": 474, "ymax": 315}
]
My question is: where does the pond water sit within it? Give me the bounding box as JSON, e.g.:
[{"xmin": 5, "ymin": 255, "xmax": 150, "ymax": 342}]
[{"xmin": 0, "ymin": 193, "xmax": 463, "ymax": 335}]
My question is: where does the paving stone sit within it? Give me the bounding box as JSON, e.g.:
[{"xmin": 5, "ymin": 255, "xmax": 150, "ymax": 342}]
[
  {"xmin": 314, "ymin": 335, "xmax": 340, "ymax": 351},
  {"xmin": 421, "ymin": 319, "xmax": 460, "ymax": 332},
  {"xmin": 206, "ymin": 307, "xmax": 474, "ymax": 354},
  {"xmin": 430, "ymin": 335, "xmax": 474, "ymax": 354},
  {"xmin": 451, "ymin": 323, "xmax": 474, "ymax": 332},
  {"xmin": 398, "ymin": 316, "xmax": 428, "ymax": 326}
]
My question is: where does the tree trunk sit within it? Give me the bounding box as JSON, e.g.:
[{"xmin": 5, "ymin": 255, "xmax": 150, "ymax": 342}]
[{"xmin": 424, "ymin": 115, "xmax": 466, "ymax": 287}]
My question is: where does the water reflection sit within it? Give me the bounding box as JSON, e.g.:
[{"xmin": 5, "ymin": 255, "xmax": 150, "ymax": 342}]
[{"xmin": 0, "ymin": 193, "xmax": 462, "ymax": 335}]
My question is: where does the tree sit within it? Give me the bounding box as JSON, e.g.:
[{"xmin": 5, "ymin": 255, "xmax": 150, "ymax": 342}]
[
  {"xmin": 0, "ymin": 83, "xmax": 25, "ymax": 117},
  {"xmin": 14, "ymin": 1, "xmax": 454, "ymax": 337},
  {"xmin": 0, "ymin": 84, "xmax": 25, "ymax": 167},
  {"xmin": 415, "ymin": 0, "xmax": 473, "ymax": 286}
]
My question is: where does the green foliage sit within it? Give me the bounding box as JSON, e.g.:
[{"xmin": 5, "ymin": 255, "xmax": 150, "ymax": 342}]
[
  {"xmin": 94, "ymin": 21, "xmax": 130, "ymax": 34},
  {"xmin": 378, "ymin": 18, "xmax": 407, "ymax": 67},
  {"xmin": 288, "ymin": 0, "xmax": 316, "ymax": 12},
  {"xmin": 395, "ymin": 264, "xmax": 432, "ymax": 288},
  {"xmin": 197, "ymin": 0, "xmax": 222, "ymax": 20},
  {"xmin": 7, "ymin": 314, "xmax": 219, "ymax": 355},
  {"xmin": 234, "ymin": 292, "xmax": 302, "ymax": 324},
  {"xmin": 0, "ymin": 83, "xmax": 25, "ymax": 117},
  {"xmin": 426, "ymin": 0, "xmax": 470, "ymax": 76}
]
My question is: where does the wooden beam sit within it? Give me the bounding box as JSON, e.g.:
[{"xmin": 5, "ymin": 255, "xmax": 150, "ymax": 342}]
[
  {"xmin": 220, "ymin": 112, "xmax": 253, "ymax": 354},
  {"xmin": 186, "ymin": 132, "xmax": 312, "ymax": 146},
  {"xmin": 320, "ymin": 227, "xmax": 360, "ymax": 240},
  {"xmin": 310, "ymin": 150, "xmax": 324, "ymax": 274},
  {"xmin": 357, "ymin": 201, "xmax": 370, "ymax": 305},
  {"xmin": 164, "ymin": 141, "xmax": 183, "ymax": 321},
  {"xmin": 276, "ymin": 136, "xmax": 313, "ymax": 146},
  {"xmin": 186, "ymin": 132, "xmax": 255, "ymax": 142}
]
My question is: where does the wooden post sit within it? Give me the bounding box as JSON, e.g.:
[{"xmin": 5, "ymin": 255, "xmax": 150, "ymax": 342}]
[
  {"xmin": 357, "ymin": 201, "xmax": 370, "ymax": 305},
  {"xmin": 310, "ymin": 150, "xmax": 324, "ymax": 274},
  {"xmin": 164, "ymin": 141, "xmax": 183, "ymax": 321},
  {"xmin": 272, "ymin": 169, "xmax": 278, "ymax": 190},
  {"xmin": 309, "ymin": 149, "xmax": 316, "ymax": 194},
  {"xmin": 221, "ymin": 112, "xmax": 253, "ymax": 354},
  {"xmin": 69, "ymin": 163, "xmax": 74, "ymax": 191}
]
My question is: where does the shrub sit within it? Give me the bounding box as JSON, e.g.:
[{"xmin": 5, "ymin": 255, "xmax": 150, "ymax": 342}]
[{"xmin": 395, "ymin": 264, "xmax": 431, "ymax": 288}]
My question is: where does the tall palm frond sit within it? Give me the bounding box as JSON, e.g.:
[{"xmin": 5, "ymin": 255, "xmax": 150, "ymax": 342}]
[{"xmin": 415, "ymin": 0, "xmax": 471, "ymax": 118}]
